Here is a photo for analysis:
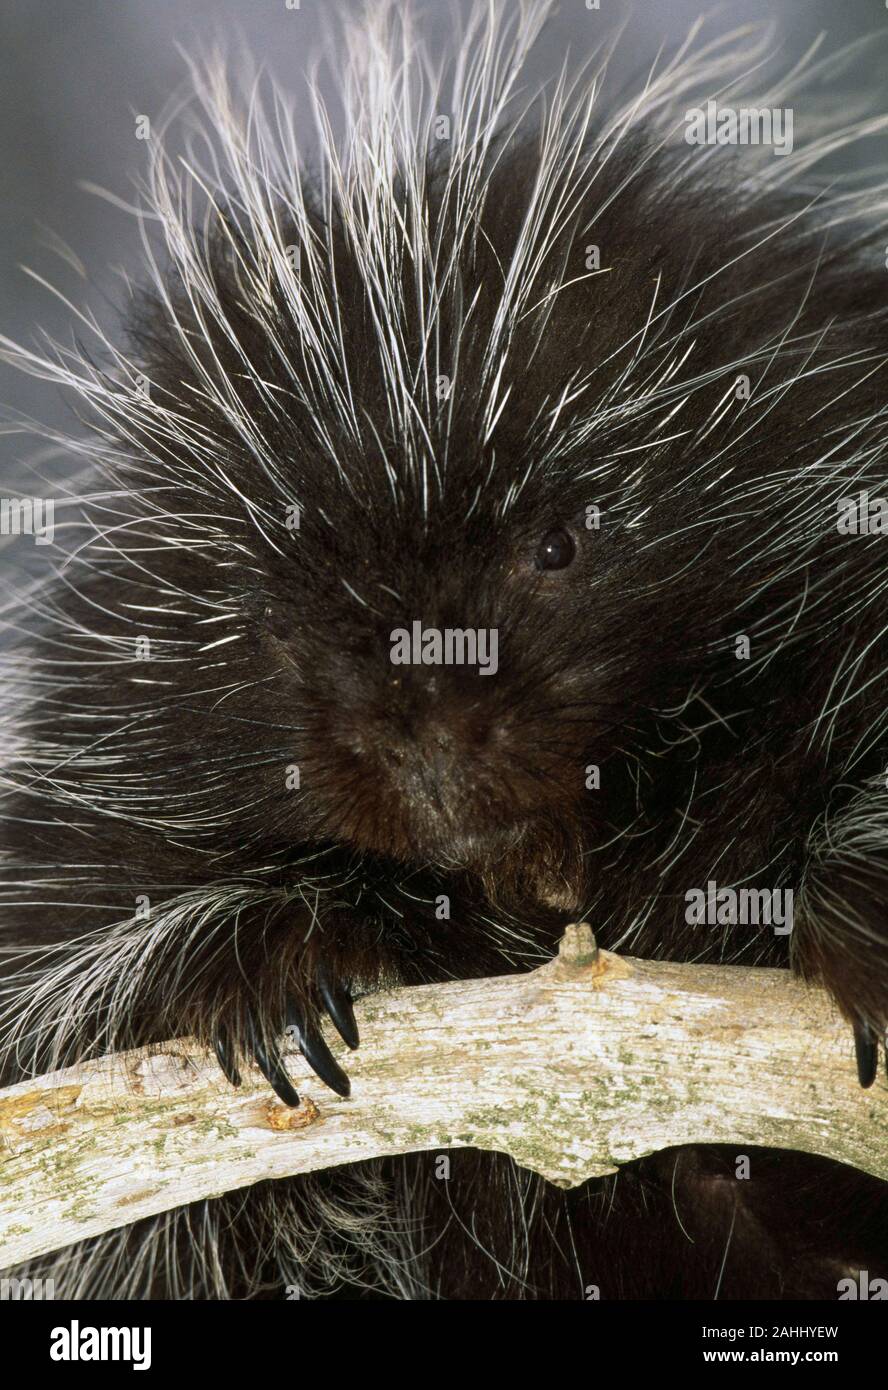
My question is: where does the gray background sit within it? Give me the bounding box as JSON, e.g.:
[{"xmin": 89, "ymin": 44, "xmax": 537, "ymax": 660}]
[{"xmin": 0, "ymin": 0, "xmax": 884, "ymax": 483}]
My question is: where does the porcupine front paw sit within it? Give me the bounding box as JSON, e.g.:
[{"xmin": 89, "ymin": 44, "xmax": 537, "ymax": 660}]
[
  {"xmin": 212, "ymin": 962, "xmax": 359, "ymax": 1107},
  {"xmin": 794, "ymin": 803, "xmax": 888, "ymax": 1092}
]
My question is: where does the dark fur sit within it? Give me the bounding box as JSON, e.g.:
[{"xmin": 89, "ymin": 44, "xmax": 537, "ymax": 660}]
[{"xmin": 3, "ymin": 123, "xmax": 888, "ymax": 1298}]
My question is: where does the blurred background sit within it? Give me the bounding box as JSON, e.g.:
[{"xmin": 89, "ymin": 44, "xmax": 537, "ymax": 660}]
[{"xmin": 0, "ymin": 0, "xmax": 885, "ymax": 486}]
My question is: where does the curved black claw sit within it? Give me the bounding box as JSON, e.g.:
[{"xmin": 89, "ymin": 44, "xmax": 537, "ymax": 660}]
[
  {"xmin": 853, "ymin": 1022, "xmax": 878, "ymax": 1090},
  {"xmin": 213, "ymin": 1030, "xmax": 242, "ymax": 1089},
  {"xmin": 250, "ymin": 1021, "xmax": 301, "ymax": 1108},
  {"xmin": 286, "ymin": 996, "xmax": 351, "ymax": 1098},
  {"xmin": 318, "ymin": 965, "xmax": 359, "ymax": 1050}
]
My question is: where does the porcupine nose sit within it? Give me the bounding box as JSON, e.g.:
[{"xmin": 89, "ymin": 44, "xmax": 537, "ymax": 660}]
[
  {"xmin": 377, "ymin": 662, "xmax": 505, "ymax": 816},
  {"xmin": 390, "ymin": 717, "xmax": 455, "ymax": 782},
  {"xmin": 416, "ymin": 723, "xmax": 457, "ymax": 792},
  {"xmin": 385, "ymin": 708, "xmax": 484, "ymax": 812}
]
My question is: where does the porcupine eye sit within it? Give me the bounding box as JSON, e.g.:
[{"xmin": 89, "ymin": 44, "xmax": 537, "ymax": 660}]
[{"xmin": 535, "ymin": 527, "xmax": 576, "ymax": 572}]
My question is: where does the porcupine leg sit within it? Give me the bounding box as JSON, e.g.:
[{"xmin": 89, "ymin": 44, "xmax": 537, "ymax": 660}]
[
  {"xmin": 184, "ymin": 900, "xmax": 382, "ymax": 1108},
  {"xmin": 202, "ymin": 867, "xmax": 542, "ymax": 1108},
  {"xmin": 795, "ymin": 777, "xmax": 888, "ymax": 1087}
]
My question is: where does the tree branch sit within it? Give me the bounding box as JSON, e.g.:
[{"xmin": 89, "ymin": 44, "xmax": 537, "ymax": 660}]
[{"xmin": 1, "ymin": 926, "xmax": 886, "ymax": 1270}]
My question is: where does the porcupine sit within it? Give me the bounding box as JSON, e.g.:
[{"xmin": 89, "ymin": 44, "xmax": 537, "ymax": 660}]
[{"xmin": 3, "ymin": 0, "xmax": 888, "ymax": 1300}]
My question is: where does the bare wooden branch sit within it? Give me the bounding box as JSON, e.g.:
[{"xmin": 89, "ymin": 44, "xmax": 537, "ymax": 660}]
[{"xmin": 1, "ymin": 926, "xmax": 886, "ymax": 1271}]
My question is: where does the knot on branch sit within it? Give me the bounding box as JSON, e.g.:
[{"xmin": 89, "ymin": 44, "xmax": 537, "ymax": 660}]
[{"xmin": 557, "ymin": 922, "xmax": 599, "ymax": 968}]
